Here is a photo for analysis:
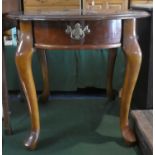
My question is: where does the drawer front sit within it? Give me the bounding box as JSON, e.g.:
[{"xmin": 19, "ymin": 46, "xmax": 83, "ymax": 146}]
[
  {"xmin": 131, "ymin": 0, "xmax": 152, "ymax": 2},
  {"xmin": 23, "ymin": 0, "xmax": 81, "ymax": 12},
  {"xmin": 34, "ymin": 20, "xmax": 122, "ymax": 49},
  {"xmin": 130, "ymin": 0, "xmax": 152, "ymax": 5},
  {"xmin": 83, "ymin": 0, "xmax": 128, "ymax": 11}
]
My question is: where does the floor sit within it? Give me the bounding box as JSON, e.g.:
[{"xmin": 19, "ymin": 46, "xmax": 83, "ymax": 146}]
[{"xmin": 3, "ymin": 94, "xmax": 142, "ymax": 155}]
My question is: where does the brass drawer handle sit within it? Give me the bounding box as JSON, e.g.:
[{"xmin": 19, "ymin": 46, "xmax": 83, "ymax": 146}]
[{"xmin": 65, "ymin": 23, "xmax": 90, "ymax": 40}]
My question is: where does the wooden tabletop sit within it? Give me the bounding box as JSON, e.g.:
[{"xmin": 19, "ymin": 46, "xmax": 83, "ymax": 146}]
[
  {"xmin": 6, "ymin": 10, "xmax": 149, "ymax": 21},
  {"xmin": 131, "ymin": 110, "xmax": 153, "ymax": 155}
]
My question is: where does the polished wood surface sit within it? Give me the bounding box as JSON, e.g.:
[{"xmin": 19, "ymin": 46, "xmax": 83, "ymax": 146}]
[
  {"xmin": 2, "ymin": 0, "xmax": 21, "ymax": 13},
  {"xmin": 37, "ymin": 49, "xmax": 50, "ymax": 103},
  {"xmin": 23, "ymin": 0, "xmax": 128, "ymax": 12},
  {"xmin": 15, "ymin": 21, "xmax": 40, "ymax": 150},
  {"xmin": 6, "ymin": 9, "xmax": 149, "ymax": 150},
  {"xmin": 6, "ymin": 10, "xmax": 149, "ymax": 20},
  {"xmin": 130, "ymin": 0, "xmax": 152, "ymax": 5},
  {"xmin": 121, "ymin": 19, "xmax": 142, "ymax": 144},
  {"xmin": 23, "ymin": 0, "xmax": 81, "ymax": 12},
  {"xmin": 83, "ymin": 0, "xmax": 128, "ymax": 10},
  {"xmin": 2, "ymin": 0, "xmax": 22, "ymax": 136},
  {"xmin": 131, "ymin": 110, "xmax": 153, "ymax": 155},
  {"xmin": 106, "ymin": 48, "xmax": 117, "ymax": 99},
  {"xmin": 34, "ymin": 20, "xmax": 121, "ymax": 50},
  {"xmin": 2, "ymin": 0, "xmax": 50, "ymax": 135}
]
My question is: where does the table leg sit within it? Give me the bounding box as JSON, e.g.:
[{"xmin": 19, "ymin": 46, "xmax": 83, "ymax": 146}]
[
  {"xmin": 106, "ymin": 48, "xmax": 117, "ymax": 100},
  {"xmin": 16, "ymin": 21, "xmax": 40, "ymax": 150},
  {"xmin": 37, "ymin": 49, "xmax": 50, "ymax": 103},
  {"xmin": 121, "ymin": 19, "xmax": 142, "ymax": 145}
]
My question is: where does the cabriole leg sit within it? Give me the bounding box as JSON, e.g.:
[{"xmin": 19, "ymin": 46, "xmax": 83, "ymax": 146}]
[
  {"xmin": 16, "ymin": 21, "xmax": 40, "ymax": 150},
  {"xmin": 106, "ymin": 48, "xmax": 117, "ymax": 100},
  {"xmin": 121, "ymin": 19, "xmax": 142, "ymax": 145},
  {"xmin": 37, "ymin": 49, "xmax": 50, "ymax": 103}
]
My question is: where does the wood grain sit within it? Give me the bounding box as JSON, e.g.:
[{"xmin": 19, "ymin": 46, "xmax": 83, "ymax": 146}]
[
  {"xmin": 2, "ymin": 0, "xmax": 21, "ymax": 13},
  {"xmin": 120, "ymin": 18, "xmax": 142, "ymax": 145},
  {"xmin": 131, "ymin": 110, "xmax": 153, "ymax": 155},
  {"xmin": 15, "ymin": 21, "xmax": 40, "ymax": 150},
  {"xmin": 34, "ymin": 20, "xmax": 122, "ymax": 49},
  {"xmin": 23, "ymin": 0, "xmax": 128, "ymax": 12},
  {"xmin": 106, "ymin": 48, "xmax": 117, "ymax": 99},
  {"xmin": 37, "ymin": 49, "xmax": 50, "ymax": 103},
  {"xmin": 23, "ymin": 0, "xmax": 81, "ymax": 12},
  {"xmin": 83, "ymin": 0, "xmax": 128, "ymax": 11},
  {"xmin": 8, "ymin": 6, "xmax": 149, "ymax": 150}
]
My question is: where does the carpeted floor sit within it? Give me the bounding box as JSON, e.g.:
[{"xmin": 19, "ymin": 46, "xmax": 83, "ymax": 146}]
[{"xmin": 3, "ymin": 96, "xmax": 142, "ymax": 155}]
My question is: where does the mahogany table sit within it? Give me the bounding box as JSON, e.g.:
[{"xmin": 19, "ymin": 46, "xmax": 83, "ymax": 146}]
[{"xmin": 6, "ymin": 10, "xmax": 149, "ymax": 150}]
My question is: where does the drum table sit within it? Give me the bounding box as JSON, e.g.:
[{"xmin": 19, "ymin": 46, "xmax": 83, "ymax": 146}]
[{"xmin": 6, "ymin": 9, "xmax": 149, "ymax": 150}]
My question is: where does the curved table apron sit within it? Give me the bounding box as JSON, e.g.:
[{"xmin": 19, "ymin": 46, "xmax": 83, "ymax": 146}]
[{"xmin": 6, "ymin": 10, "xmax": 149, "ymax": 150}]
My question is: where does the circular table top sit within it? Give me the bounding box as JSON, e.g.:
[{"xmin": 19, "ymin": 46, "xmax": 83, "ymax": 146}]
[{"xmin": 5, "ymin": 9, "xmax": 150, "ymax": 21}]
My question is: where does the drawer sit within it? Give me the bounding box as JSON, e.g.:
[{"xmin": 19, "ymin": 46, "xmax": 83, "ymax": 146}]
[
  {"xmin": 34, "ymin": 20, "xmax": 122, "ymax": 49},
  {"xmin": 23, "ymin": 0, "xmax": 81, "ymax": 12},
  {"xmin": 83, "ymin": 0, "xmax": 128, "ymax": 11},
  {"xmin": 130, "ymin": 0, "xmax": 153, "ymax": 5},
  {"xmin": 23, "ymin": 0, "xmax": 128, "ymax": 12}
]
